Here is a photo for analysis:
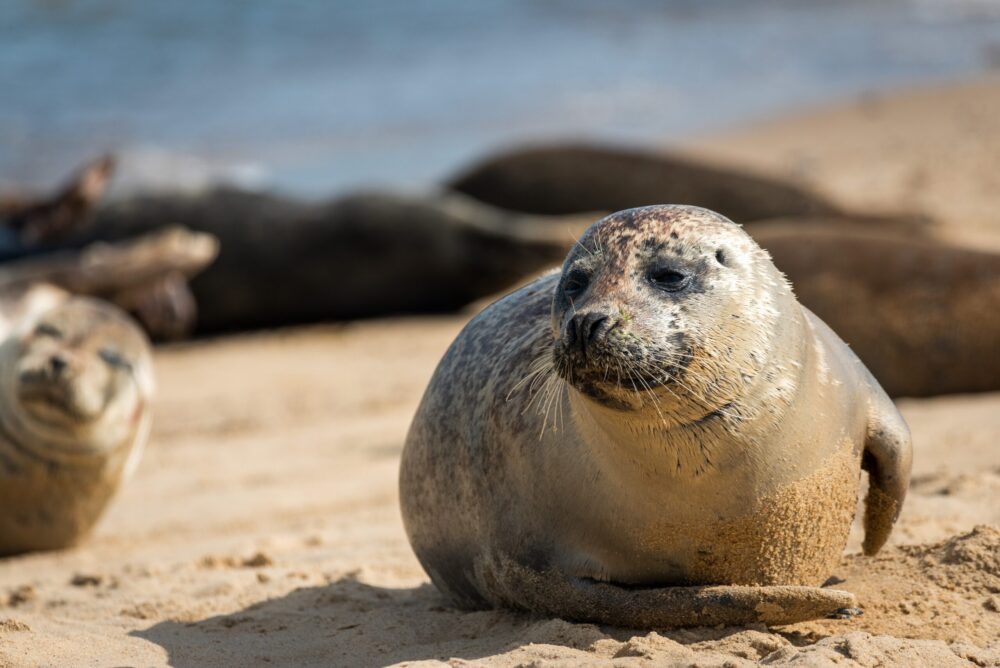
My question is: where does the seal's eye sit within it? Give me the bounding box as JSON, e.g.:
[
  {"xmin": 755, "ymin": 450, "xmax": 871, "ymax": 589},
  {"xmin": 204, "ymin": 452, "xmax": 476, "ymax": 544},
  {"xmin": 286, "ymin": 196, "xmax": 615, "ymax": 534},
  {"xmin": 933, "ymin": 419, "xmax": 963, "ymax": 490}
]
[
  {"xmin": 99, "ymin": 347, "xmax": 132, "ymax": 371},
  {"xmin": 648, "ymin": 266, "xmax": 691, "ymax": 292},
  {"xmin": 35, "ymin": 323, "xmax": 63, "ymax": 339},
  {"xmin": 563, "ymin": 269, "xmax": 590, "ymax": 299}
]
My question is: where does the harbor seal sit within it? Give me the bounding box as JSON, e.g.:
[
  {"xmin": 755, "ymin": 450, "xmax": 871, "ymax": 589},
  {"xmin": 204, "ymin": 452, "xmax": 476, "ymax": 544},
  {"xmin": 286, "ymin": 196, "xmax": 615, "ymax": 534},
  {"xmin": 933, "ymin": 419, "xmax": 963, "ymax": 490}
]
[
  {"xmin": 400, "ymin": 205, "xmax": 912, "ymax": 627},
  {"xmin": 447, "ymin": 143, "xmax": 927, "ymax": 231},
  {"xmin": 64, "ymin": 189, "xmax": 590, "ymax": 333},
  {"xmin": 0, "ymin": 285, "xmax": 153, "ymax": 554},
  {"xmin": 754, "ymin": 222, "xmax": 1000, "ymax": 398},
  {"xmin": 6, "ymin": 158, "xmax": 588, "ymax": 335}
]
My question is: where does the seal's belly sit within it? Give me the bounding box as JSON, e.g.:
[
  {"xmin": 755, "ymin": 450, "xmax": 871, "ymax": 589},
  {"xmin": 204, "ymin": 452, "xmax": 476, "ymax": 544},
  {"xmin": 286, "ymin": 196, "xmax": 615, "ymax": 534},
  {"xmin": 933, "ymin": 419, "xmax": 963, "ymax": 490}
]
[{"xmin": 578, "ymin": 441, "xmax": 861, "ymax": 587}]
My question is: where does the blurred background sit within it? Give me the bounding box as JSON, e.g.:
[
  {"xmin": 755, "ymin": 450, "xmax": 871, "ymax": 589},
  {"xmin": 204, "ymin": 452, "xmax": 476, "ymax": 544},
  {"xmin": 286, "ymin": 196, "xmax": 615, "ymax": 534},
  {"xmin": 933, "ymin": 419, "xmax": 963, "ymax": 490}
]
[{"xmin": 3, "ymin": 0, "xmax": 1000, "ymax": 197}]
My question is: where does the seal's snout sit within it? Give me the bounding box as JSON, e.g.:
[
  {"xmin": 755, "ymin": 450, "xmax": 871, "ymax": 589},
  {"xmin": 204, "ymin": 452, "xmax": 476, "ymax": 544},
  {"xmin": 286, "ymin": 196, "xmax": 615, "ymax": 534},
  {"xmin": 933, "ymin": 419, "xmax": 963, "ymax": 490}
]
[
  {"xmin": 49, "ymin": 354, "xmax": 68, "ymax": 377},
  {"xmin": 566, "ymin": 311, "xmax": 617, "ymax": 356}
]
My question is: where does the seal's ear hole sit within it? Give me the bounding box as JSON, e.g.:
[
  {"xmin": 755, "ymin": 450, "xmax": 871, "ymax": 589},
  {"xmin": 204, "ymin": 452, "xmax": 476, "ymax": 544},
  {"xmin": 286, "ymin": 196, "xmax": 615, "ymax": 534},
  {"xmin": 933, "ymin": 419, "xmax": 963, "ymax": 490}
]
[{"xmin": 715, "ymin": 249, "xmax": 728, "ymax": 267}]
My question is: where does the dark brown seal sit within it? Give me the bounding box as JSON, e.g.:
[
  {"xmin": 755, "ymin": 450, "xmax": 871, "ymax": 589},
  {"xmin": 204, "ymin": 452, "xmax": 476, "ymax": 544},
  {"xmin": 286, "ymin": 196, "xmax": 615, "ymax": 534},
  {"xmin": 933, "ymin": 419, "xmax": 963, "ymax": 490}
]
[
  {"xmin": 755, "ymin": 222, "xmax": 1000, "ymax": 398},
  {"xmin": 400, "ymin": 205, "xmax": 911, "ymax": 627},
  {"xmin": 70, "ymin": 189, "xmax": 589, "ymax": 333},
  {"xmin": 447, "ymin": 143, "xmax": 926, "ymax": 231}
]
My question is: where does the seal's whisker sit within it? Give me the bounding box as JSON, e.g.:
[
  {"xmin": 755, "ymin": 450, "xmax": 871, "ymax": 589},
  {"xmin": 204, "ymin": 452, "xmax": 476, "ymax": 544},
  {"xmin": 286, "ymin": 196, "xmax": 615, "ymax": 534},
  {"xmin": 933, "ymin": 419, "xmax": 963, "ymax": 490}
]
[
  {"xmin": 625, "ymin": 362, "xmax": 671, "ymax": 431},
  {"xmin": 537, "ymin": 367, "xmax": 567, "ymax": 439},
  {"xmin": 509, "ymin": 348, "xmax": 561, "ymax": 415},
  {"xmin": 632, "ymin": 353, "xmax": 744, "ymax": 423},
  {"xmin": 568, "ymin": 231, "xmax": 596, "ymax": 257},
  {"xmin": 522, "ymin": 369, "xmax": 554, "ymax": 417},
  {"xmin": 538, "ymin": 372, "xmax": 559, "ymax": 413},
  {"xmin": 555, "ymin": 377, "xmax": 568, "ymax": 433},
  {"xmin": 508, "ymin": 364, "xmax": 547, "ymax": 402}
]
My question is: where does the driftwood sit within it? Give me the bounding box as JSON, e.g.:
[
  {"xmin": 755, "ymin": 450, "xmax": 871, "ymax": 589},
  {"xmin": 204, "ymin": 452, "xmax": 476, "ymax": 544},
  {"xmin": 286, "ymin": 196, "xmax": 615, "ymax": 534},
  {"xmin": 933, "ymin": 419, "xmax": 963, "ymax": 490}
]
[
  {"xmin": 0, "ymin": 227, "xmax": 218, "ymax": 340},
  {"xmin": 0, "ymin": 155, "xmax": 115, "ymax": 246}
]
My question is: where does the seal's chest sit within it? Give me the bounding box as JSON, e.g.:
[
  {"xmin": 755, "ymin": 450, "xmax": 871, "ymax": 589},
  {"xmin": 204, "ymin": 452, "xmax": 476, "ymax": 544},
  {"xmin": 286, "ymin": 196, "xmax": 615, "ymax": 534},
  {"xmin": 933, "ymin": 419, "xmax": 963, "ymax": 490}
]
[{"xmin": 585, "ymin": 443, "xmax": 862, "ymax": 587}]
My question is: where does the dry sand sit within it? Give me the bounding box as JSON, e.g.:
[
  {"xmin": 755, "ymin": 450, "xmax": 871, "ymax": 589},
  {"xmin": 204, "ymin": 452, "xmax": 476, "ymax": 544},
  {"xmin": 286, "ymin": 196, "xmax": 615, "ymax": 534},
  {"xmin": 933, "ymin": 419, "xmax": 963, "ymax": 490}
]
[{"xmin": 2, "ymin": 78, "xmax": 1000, "ymax": 667}]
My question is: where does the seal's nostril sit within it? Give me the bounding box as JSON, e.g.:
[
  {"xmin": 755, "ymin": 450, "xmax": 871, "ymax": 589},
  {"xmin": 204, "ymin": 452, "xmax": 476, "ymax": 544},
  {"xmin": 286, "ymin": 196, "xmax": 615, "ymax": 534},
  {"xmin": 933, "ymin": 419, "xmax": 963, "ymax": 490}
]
[
  {"xmin": 584, "ymin": 314, "xmax": 609, "ymax": 344},
  {"xmin": 565, "ymin": 318, "xmax": 579, "ymax": 347},
  {"xmin": 568, "ymin": 312, "xmax": 614, "ymax": 355},
  {"xmin": 49, "ymin": 355, "xmax": 67, "ymax": 376}
]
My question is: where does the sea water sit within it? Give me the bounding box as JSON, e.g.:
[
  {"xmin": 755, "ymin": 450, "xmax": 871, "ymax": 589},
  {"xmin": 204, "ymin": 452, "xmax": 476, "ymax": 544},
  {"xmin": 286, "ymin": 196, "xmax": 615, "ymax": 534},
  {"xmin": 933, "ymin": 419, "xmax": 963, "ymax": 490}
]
[{"xmin": 1, "ymin": 0, "xmax": 998, "ymax": 197}]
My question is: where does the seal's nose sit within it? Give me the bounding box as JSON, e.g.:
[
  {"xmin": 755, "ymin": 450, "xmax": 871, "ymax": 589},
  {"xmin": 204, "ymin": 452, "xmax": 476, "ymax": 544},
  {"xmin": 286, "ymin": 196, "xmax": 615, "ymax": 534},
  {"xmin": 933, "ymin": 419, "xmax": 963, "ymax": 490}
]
[
  {"xmin": 568, "ymin": 311, "xmax": 614, "ymax": 355},
  {"xmin": 49, "ymin": 355, "xmax": 68, "ymax": 377}
]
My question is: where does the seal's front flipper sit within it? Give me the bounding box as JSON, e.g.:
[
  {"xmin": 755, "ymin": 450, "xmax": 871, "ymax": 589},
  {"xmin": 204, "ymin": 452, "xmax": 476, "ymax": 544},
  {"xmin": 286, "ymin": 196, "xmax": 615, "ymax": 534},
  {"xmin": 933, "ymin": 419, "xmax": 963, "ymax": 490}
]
[
  {"xmin": 479, "ymin": 560, "xmax": 857, "ymax": 627},
  {"xmin": 862, "ymin": 391, "xmax": 913, "ymax": 556}
]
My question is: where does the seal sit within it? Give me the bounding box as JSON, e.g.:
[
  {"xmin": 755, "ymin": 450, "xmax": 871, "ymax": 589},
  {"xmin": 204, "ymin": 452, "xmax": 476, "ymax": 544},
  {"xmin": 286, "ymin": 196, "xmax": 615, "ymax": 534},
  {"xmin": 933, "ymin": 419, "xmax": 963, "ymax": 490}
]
[
  {"xmin": 754, "ymin": 221, "xmax": 1000, "ymax": 398},
  {"xmin": 0, "ymin": 285, "xmax": 154, "ymax": 554},
  {"xmin": 73, "ymin": 189, "xmax": 589, "ymax": 333},
  {"xmin": 400, "ymin": 205, "xmax": 912, "ymax": 627},
  {"xmin": 447, "ymin": 143, "xmax": 927, "ymax": 232}
]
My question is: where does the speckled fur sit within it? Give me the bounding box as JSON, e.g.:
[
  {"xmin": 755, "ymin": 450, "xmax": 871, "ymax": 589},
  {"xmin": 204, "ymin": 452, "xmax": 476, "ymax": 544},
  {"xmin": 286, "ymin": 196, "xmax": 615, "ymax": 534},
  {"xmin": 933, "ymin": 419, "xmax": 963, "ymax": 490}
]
[
  {"xmin": 0, "ymin": 287, "xmax": 153, "ymax": 555},
  {"xmin": 400, "ymin": 205, "xmax": 912, "ymax": 627}
]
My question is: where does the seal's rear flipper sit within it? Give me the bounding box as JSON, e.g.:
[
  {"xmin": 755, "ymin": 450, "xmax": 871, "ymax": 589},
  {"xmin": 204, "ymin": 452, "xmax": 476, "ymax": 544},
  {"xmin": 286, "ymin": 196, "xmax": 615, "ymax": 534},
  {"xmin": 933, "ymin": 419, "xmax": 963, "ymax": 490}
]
[{"xmin": 478, "ymin": 560, "xmax": 857, "ymax": 627}]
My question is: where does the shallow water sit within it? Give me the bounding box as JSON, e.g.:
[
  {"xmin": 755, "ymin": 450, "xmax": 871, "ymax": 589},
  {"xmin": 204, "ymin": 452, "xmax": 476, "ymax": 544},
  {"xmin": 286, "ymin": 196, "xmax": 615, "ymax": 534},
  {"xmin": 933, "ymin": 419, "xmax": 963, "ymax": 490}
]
[{"xmin": 1, "ymin": 0, "xmax": 998, "ymax": 196}]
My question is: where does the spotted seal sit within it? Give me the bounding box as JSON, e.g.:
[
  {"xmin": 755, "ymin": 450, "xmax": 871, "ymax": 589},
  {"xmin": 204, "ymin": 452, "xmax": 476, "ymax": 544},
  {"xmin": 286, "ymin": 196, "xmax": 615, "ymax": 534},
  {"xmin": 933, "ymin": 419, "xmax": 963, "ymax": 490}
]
[
  {"xmin": 0, "ymin": 285, "xmax": 153, "ymax": 554},
  {"xmin": 400, "ymin": 205, "xmax": 912, "ymax": 627}
]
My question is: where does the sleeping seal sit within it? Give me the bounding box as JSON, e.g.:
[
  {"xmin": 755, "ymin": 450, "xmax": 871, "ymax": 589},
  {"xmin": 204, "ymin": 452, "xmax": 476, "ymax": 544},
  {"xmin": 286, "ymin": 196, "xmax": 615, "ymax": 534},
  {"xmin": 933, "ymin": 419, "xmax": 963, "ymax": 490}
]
[{"xmin": 0, "ymin": 286, "xmax": 153, "ymax": 554}]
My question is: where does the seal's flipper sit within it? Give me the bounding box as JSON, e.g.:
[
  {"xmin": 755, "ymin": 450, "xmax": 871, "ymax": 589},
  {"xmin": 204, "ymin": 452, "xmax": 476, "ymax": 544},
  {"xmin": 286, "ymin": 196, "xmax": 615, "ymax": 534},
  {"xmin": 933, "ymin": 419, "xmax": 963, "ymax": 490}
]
[
  {"xmin": 861, "ymin": 393, "xmax": 913, "ymax": 555},
  {"xmin": 478, "ymin": 559, "xmax": 857, "ymax": 628},
  {"xmin": 112, "ymin": 272, "xmax": 198, "ymax": 341}
]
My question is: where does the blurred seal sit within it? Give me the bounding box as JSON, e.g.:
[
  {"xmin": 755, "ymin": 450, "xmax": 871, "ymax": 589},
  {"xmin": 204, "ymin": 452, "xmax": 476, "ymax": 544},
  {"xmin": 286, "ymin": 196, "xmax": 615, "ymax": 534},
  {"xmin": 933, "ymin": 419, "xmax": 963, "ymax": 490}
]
[
  {"xmin": 78, "ymin": 189, "xmax": 591, "ymax": 333},
  {"xmin": 755, "ymin": 222, "xmax": 1000, "ymax": 398},
  {"xmin": 0, "ymin": 285, "xmax": 153, "ymax": 554},
  {"xmin": 447, "ymin": 143, "xmax": 926, "ymax": 232},
  {"xmin": 400, "ymin": 205, "xmax": 912, "ymax": 627}
]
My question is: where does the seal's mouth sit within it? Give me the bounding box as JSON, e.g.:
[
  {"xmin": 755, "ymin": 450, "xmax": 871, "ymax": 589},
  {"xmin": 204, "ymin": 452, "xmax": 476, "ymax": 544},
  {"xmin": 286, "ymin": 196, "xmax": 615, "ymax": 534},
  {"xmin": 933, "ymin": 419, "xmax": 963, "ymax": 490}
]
[
  {"xmin": 553, "ymin": 328, "xmax": 693, "ymax": 406},
  {"xmin": 17, "ymin": 368, "xmax": 109, "ymax": 423}
]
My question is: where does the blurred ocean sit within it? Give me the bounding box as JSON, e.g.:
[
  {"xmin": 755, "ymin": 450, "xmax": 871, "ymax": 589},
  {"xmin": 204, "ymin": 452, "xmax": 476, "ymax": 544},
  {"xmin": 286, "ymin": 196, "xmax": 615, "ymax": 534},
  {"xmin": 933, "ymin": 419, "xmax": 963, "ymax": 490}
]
[{"xmin": 2, "ymin": 0, "xmax": 999, "ymax": 197}]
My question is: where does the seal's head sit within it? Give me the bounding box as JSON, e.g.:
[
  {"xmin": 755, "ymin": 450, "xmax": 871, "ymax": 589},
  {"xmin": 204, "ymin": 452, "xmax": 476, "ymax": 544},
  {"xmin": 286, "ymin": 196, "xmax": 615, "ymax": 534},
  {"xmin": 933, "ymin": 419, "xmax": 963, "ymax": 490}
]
[
  {"xmin": 551, "ymin": 205, "xmax": 794, "ymax": 418},
  {"xmin": 0, "ymin": 298, "xmax": 153, "ymax": 463}
]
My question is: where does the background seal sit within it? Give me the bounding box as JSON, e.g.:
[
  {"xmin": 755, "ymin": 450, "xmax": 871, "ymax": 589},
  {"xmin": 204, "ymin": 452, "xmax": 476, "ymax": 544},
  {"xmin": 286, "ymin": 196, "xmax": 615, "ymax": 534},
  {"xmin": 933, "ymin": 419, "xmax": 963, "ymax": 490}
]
[{"xmin": 0, "ymin": 286, "xmax": 154, "ymax": 554}]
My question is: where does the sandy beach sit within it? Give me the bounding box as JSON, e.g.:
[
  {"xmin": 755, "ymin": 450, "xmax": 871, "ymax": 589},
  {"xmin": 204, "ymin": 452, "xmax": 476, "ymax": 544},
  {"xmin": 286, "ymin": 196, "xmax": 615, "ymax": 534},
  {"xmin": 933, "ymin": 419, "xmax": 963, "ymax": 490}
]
[{"xmin": 1, "ymin": 78, "xmax": 999, "ymax": 667}]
